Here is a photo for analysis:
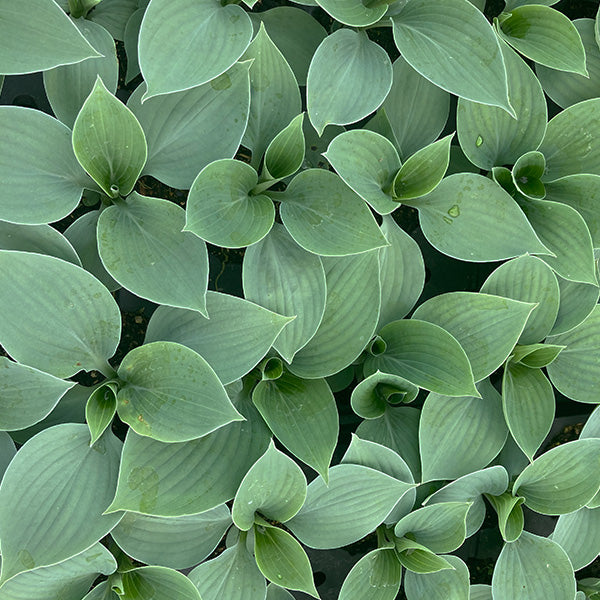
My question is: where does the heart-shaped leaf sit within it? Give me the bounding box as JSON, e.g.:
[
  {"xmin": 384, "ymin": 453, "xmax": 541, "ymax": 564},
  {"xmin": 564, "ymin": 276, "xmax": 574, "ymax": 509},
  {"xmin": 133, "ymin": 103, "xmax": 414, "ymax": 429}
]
[
  {"xmin": 404, "ymin": 555, "xmax": 470, "ymax": 600},
  {"xmin": 339, "ymin": 548, "xmax": 401, "ymax": 600}
]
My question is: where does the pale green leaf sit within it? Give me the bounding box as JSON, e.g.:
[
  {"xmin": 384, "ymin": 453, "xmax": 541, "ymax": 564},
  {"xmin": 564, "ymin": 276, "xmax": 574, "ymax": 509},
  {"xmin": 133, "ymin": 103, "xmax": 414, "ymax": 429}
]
[
  {"xmin": 0, "ymin": 251, "xmax": 121, "ymax": 378},
  {"xmin": 394, "ymin": 537, "xmax": 455, "ymax": 575},
  {"xmin": 105, "ymin": 400, "xmax": 270, "ymax": 516},
  {"xmin": 184, "ymin": 159, "xmax": 274, "ymax": 249},
  {"xmin": 502, "ymin": 364, "xmax": 555, "ymax": 461},
  {"xmin": 263, "ymin": 113, "xmax": 305, "ymax": 181},
  {"xmin": 512, "ymin": 151, "xmax": 546, "ymax": 199},
  {"xmin": 513, "ymin": 439, "xmax": 600, "ymax": 514},
  {"xmin": 382, "ymin": 56, "xmax": 450, "ymax": 161},
  {"xmin": 287, "ymin": 252, "xmax": 381, "ymax": 378},
  {"xmin": 0, "ymin": 0, "xmax": 100, "ymax": 74},
  {"xmin": 98, "ymin": 193, "xmax": 209, "ymax": 313},
  {"xmin": 339, "ymin": 548, "xmax": 401, "ymax": 600},
  {"xmin": 72, "ymin": 76, "xmax": 147, "ymax": 198},
  {"xmin": 324, "ymin": 129, "xmax": 400, "ymax": 215},
  {"xmin": 145, "ymin": 292, "xmax": 292, "ymax": 385},
  {"xmin": 536, "ymin": 19, "xmax": 600, "ymax": 109},
  {"xmin": 0, "ymin": 424, "xmax": 122, "ymax": 582},
  {"xmin": 485, "ymin": 492, "xmax": 525, "ymax": 543},
  {"xmin": 405, "ymin": 555, "xmax": 470, "ymax": 600},
  {"xmin": 551, "ymin": 507, "xmax": 600, "ymax": 570},
  {"xmin": 497, "ymin": 5, "xmax": 587, "ymax": 75},
  {"xmin": 111, "ymin": 505, "xmax": 231, "ymax": 570},
  {"xmin": 85, "ymin": 383, "xmax": 117, "ymax": 446},
  {"xmin": 0, "ymin": 431, "xmax": 16, "ymax": 483},
  {"xmin": 124, "ymin": 8, "xmax": 144, "ymax": 83},
  {"xmin": 242, "ymin": 223, "xmax": 326, "ymax": 363},
  {"xmin": 581, "ymin": 405, "xmax": 600, "ymax": 439},
  {"xmin": 391, "ymin": 0, "xmax": 511, "ymax": 112},
  {"xmin": 539, "ymin": 98, "xmax": 600, "ymax": 180},
  {"xmin": 480, "ymin": 254, "xmax": 560, "ymax": 344},
  {"xmin": 364, "ymin": 318, "xmax": 479, "ymax": 398},
  {"xmin": 410, "ymin": 173, "xmax": 551, "ymax": 261},
  {"xmin": 81, "ymin": 581, "xmax": 119, "ymax": 600},
  {"xmin": 316, "ymin": 0, "xmax": 387, "ymax": 27},
  {"xmin": 0, "ymin": 107, "xmax": 87, "ymax": 225},
  {"xmin": 232, "ymin": 440, "xmax": 306, "ymax": 530},
  {"xmin": 188, "ymin": 539, "xmax": 266, "ymax": 600},
  {"xmin": 254, "ymin": 525, "xmax": 319, "ymax": 598},
  {"xmin": 549, "ymin": 275, "xmax": 599, "ymax": 336},
  {"xmin": 492, "ymin": 532, "xmax": 576, "ymax": 600},
  {"xmin": 547, "ymin": 305, "xmax": 600, "ymax": 403},
  {"xmin": 138, "ymin": 0, "xmax": 252, "ymax": 99},
  {"xmin": 307, "ymin": 29, "xmax": 392, "ymax": 135},
  {"xmin": 412, "ymin": 291, "xmax": 535, "ymax": 382},
  {"xmin": 127, "ymin": 62, "xmax": 251, "ymax": 190},
  {"xmin": 88, "ymin": 0, "xmax": 137, "ymax": 41},
  {"xmin": 457, "ymin": 41, "xmax": 547, "ymax": 170},
  {"xmin": 287, "ymin": 464, "xmax": 413, "ymax": 549},
  {"xmin": 252, "ymin": 372, "xmax": 338, "ymax": 482},
  {"xmin": 120, "ymin": 566, "xmax": 201, "ymax": 600},
  {"xmin": 510, "ymin": 343, "xmax": 565, "ymax": 369},
  {"xmin": 242, "ymin": 24, "xmax": 301, "ymax": 168},
  {"xmin": 44, "ymin": 19, "xmax": 118, "ymax": 128}
]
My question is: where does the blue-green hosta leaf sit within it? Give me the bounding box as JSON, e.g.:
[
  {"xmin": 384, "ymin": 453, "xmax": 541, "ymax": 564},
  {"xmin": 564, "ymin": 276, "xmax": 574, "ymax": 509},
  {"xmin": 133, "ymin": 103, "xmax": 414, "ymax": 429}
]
[
  {"xmin": 485, "ymin": 492, "xmax": 525, "ymax": 543},
  {"xmin": 0, "ymin": 543, "xmax": 116, "ymax": 600},
  {"xmin": 307, "ymin": 29, "xmax": 392, "ymax": 135},
  {"xmin": 582, "ymin": 405, "xmax": 600, "ymax": 439},
  {"xmin": 127, "ymin": 62, "xmax": 251, "ymax": 190},
  {"xmin": 268, "ymin": 175, "xmax": 375, "ymax": 249},
  {"xmin": 0, "ymin": 222, "xmax": 80, "ymax": 265},
  {"xmin": 0, "ymin": 424, "xmax": 122, "ymax": 583},
  {"xmin": 392, "ymin": 134, "xmax": 453, "ymax": 201},
  {"xmin": 316, "ymin": 0, "xmax": 387, "ymax": 27},
  {"xmin": 116, "ymin": 341, "xmax": 242, "ymax": 443},
  {"xmin": 394, "ymin": 502, "xmax": 471, "ymax": 554},
  {"xmin": 324, "ymin": 130, "xmax": 400, "ymax": 215},
  {"xmin": 242, "ymin": 24, "xmax": 301, "ymax": 168},
  {"xmin": 145, "ymin": 292, "xmax": 292, "ymax": 385},
  {"xmin": 249, "ymin": 7, "xmax": 326, "ymax": 86},
  {"xmin": 338, "ymin": 547, "xmax": 402, "ymax": 600},
  {"xmin": 0, "ymin": 251, "xmax": 121, "ymax": 378},
  {"xmin": 544, "ymin": 174, "xmax": 600, "ymax": 247},
  {"xmin": 64, "ymin": 211, "xmax": 120, "ymax": 292},
  {"xmin": 188, "ymin": 538, "xmax": 266, "ymax": 600},
  {"xmin": 512, "ymin": 151, "xmax": 546, "ymax": 199},
  {"xmin": 505, "ymin": 0, "xmax": 560, "ymax": 8},
  {"xmin": 287, "ymin": 252, "xmax": 381, "ymax": 379},
  {"xmin": 252, "ymin": 372, "xmax": 337, "ymax": 482},
  {"xmin": 404, "ymin": 555, "xmax": 470, "ymax": 600},
  {"xmin": 254, "ymin": 525, "xmax": 319, "ymax": 598},
  {"xmin": 341, "ymin": 434, "xmax": 416, "ymax": 524},
  {"xmin": 87, "ymin": 0, "xmax": 137, "ymax": 41},
  {"xmin": 513, "ymin": 439, "xmax": 600, "ymax": 515},
  {"xmin": 86, "ymin": 383, "xmax": 117, "ymax": 446},
  {"xmin": 425, "ymin": 466, "xmax": 509, "ymax": 537},
  {"xmin": 539, "ymin": 98, "xmax": 600, "ymax": 181},
  {"xmin": 394, "ymin": 538, "xmax": 455, "ymax": 575},
  {"xmin": 551, "ymin": 507, "xmax": 600, "ymax": 570},
  {"xmin": 502, "ymin": 364, "xmax": 555, "ymax": 461},
  {"xmin": 138, "ymin": 0, "xmax": 252, "ymax": 99},
  {"xmin": 457, "ymin": 41, "xmax": 547, "ymax": 170},
  {"xmin": 391, "ymin": 0, "xmax": 512, "ymax": 113},
  {"xmin": 497, "ymin": 5, "xmax": 587, "ymax": 75},
  {"xmin": 510, "ymin": 343, "xmax": 565, "ymax": 368},
  {"xmin": 82, "ymin": 581, "xmax": 119, "ymax": 600},
  {"xmin": 377, "ymin": 215, "xmax": 425, "ymax": 330},
  {"xmin": 409, "ymin": 173, "xmax": 551, "ymax": 261},
  {"xmin": 185, "ymin": 159, "xmax": 274, "ymax": 249},
  {"xmin": 0, "ymin": 0, "xmax": 100, "ymax": 74},
  {"xmin": 263, "ymin": 114, "xmax": 305, "ymax": 181},
  {"xmin": 550, "ymin": 275, "xmax": 599, "ymax": 336},
  {"xmin": 0, "ymin": 107, "xmax": 88, "ymax": 225},
  {"xmin": 119, "ymin": 566, "xmax": 201, "ymax": 600},
  {"xmin": 547, "ymin": 305, "xmax": 600, "ymax": 403},
  {"xmin": 0, "ymin": 432, "xmax": 16, "ymax": 483},
  {"xmin": 419, "ymin": 380, "xmax": 508, "ymax": 482},
  {"xmin": 382, "ymin": 56, "xmax": 450, "ymax": 161},
  {"xmin": 232, "ymin": 440, "xmax": 306, "ymax": 530},
  {"xmin": 124, "ymin": 8, "xmax": 144, "ymax": 83},
  {"xmin": 98, "ymin": 193, "xmax": 209, "ymax": 313},
  {"xmin": 492, "ymin": 532, "xmax": 576, "ymax": 600},
  {"xmin": 536, "ymin": 19, "xmax": 600, "ymax": 109},
  {"xmin": 356, "ymin": 406, "xmax": 421, "ymax": 482},
  {"xmin": 364, "ymin": 319, "xmax": 479, "ymax": 398},
  {"xmin": 287, "ymin": 464, "xmax": 413, "ymax": 549},
  {"xmin": 480, "ymin": 254, "xmax": 560, "ymax": 345},
  {"xmin": 350, "ymin": 371, "xmax": 419, "ymax": 420},
  {"xmin": 43, "ymin": 19, "xmax": 118, "ymax": 129},
  {"xmin": 413, "ymin": 291, "xmax": 535, "ymax": 382},
  {"xmin": 518, "ymin": 198, "xmax": 597, "ymax": 285},
  {"xmin": 242, "ymin": 224, "xmax": 326, "ymax": 364},
  {"xmin": 72, "ymin": 77, "xmax": 147, "ymax": 198},
  {"xmin": 105, "ymin": 399, "xmax": 270, "ymax": 516},
  {"xmin": 111, "ymin": 504, "xmax": 231, "ymax": 570}
]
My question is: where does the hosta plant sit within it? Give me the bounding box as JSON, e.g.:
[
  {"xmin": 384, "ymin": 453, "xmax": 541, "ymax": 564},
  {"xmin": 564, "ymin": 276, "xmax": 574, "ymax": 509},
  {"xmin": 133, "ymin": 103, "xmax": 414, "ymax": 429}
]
[{"xmin": 1, "ymin": 0, "xmax": 600, "ymax": 598}]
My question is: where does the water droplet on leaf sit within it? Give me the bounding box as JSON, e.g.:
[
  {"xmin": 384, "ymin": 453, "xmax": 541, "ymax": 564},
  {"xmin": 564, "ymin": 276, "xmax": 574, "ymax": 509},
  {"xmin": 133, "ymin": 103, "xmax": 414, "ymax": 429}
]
[{"xmin": 476, "ymin": 135, "xmax": 483, "ymax": 147}]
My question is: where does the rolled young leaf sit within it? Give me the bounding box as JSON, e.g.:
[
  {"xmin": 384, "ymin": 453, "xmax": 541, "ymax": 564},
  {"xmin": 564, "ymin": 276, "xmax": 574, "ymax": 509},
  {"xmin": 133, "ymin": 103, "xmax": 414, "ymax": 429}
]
[
  {"xmin": 72, "ymin": 76, "xmax": 147, "ymax": 198},
  {"xmin": 263, "ymin": 113, "xmax": 306, "ymax": 181},
  {"xmin": 119, "ymin": 566, "xmax": 201, "ymax": 600},
  {"xmin": 512, "ymin": 151, "xmax": 546, "ymax": 199},
  {"xmin": 85, "ymin": 382, "xmax": 117, "ymax": 446},
  {"xmin": 485, "ymin": 492, "xmax": 525, "ymax": 543}
]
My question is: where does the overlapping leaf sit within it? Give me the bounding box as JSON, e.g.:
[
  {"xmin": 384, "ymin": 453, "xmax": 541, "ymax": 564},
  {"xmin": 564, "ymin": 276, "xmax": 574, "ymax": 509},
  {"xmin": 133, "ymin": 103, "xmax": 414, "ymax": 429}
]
[{"xmin": 404, "ymin": 555, "xmax": 470, "ymax": 600}]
